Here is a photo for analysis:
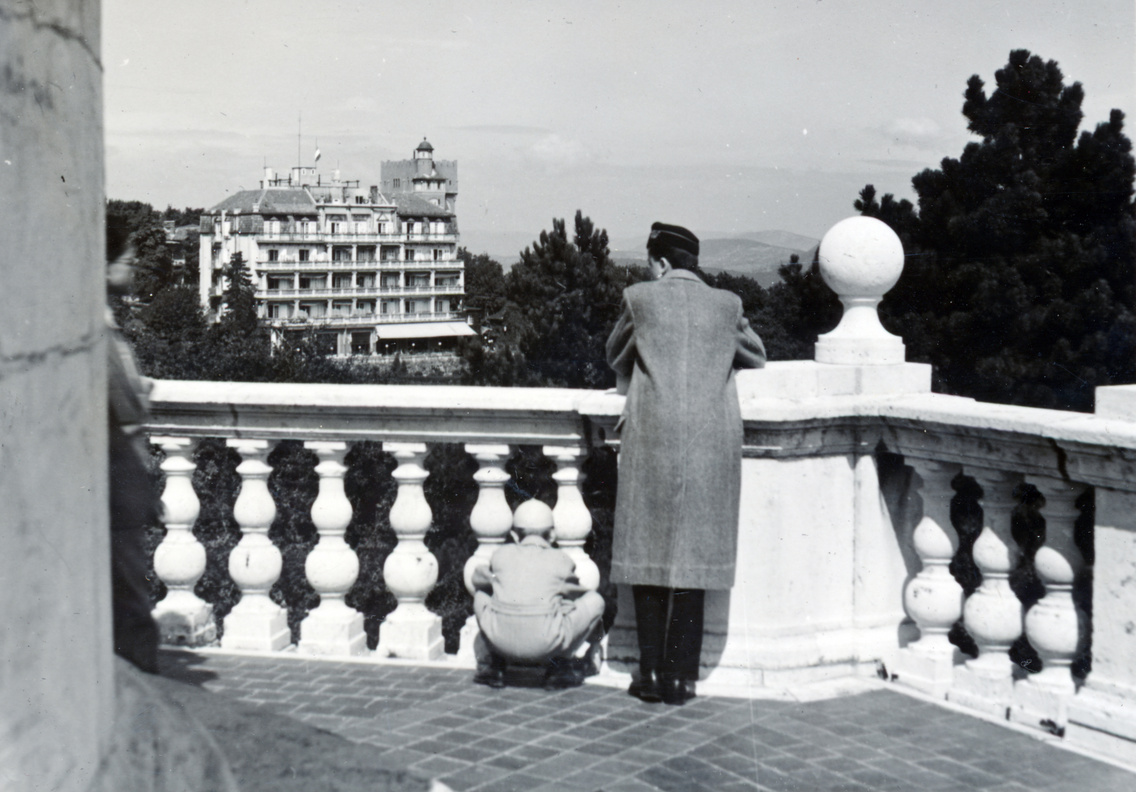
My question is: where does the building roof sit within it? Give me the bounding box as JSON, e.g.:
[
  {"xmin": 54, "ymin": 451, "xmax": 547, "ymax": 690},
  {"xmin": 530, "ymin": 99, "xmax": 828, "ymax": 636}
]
[
  {"xmin": 416, "ymin": 138, "xmax": 434, "ymax": 152},
  {"xmin": 209, "ymin": 188, "xmax": 318, "ymax": 216},
  {"xmin": 377, "ymin": 321, "xmax": 475, "ymax": 340},
  {"xmin": 392, "ymin": 192, "xmax": 454, "ymax": 218}
]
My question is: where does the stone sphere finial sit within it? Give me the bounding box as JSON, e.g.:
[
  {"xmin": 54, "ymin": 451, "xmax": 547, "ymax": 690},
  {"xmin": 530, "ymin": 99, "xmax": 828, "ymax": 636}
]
[{"xmin": 815, "ymin": 216, "xmax": 906, "ymax": 365}]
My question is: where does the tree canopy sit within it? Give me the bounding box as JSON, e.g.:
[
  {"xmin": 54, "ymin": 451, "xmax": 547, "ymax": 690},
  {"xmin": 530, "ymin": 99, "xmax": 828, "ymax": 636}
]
[
  {"xmin": 859, "ymin": 49, "xmax": 1135, "ymax": 411},
  {"xmin": 503, "ymin": 212, "xmax": 638, "ymax": 389}
]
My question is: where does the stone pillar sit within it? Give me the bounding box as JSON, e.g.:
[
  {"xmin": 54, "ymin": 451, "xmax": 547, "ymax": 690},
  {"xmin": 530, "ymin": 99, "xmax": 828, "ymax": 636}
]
[
  {"xmin": 891, "ymin": 460, "xmax": 963, "ymax": 697},
  {"xmin": 1, "ymin": 3, "xmax": 114, "ymax": 789},
  {"xmin": 1067, "ymin": 487, "xmax": 1136, "ymax": 763},
  {"xmin": 221, "ymin": 439, "xmax": 290, "ymax": 652},
  {"xmin": 151, "ymin": 437, "xmax": 216, "ymax": 646},
  {"xmin": 298, "ymin": 442, "xmax": 366, "ymax": 656},
  {"xmin": 851, "ymin": 448, "xmax": 910, "ymax": 665},
  {"xmin": 1012, "ymin": 477, "xmax": 1089, "ymax": 731},
  {"xmin": 545, "ymin": 444, "xmax": 600, "ymax": 591},
  {"xmin": 376, "ymin": 442, "xmax": 443, "ymax": 660},
  {"xmin": 949, "ymin": 469, "xmax": 1023, "ymax": 716},
  {"xmin": 459, "ymin": 445, "xmax": 514, "ymax": 661}
]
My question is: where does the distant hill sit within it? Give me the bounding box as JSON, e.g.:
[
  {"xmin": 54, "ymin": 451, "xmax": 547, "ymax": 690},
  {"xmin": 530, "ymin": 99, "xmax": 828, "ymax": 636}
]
[
  {"xmin": 463, "ymin": 229, "xmax": 818, "ymax": 283},
  {"xmin": 698, "ymin": 236, "xmax": 818, "ymax": 288}
]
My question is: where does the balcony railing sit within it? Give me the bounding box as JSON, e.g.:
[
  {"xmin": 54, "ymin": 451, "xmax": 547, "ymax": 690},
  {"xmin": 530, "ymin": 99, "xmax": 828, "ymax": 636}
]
[
  {"xmin": 142, "ymin": 372, "xmax": 1136, "ymax": 756},
  {"xmin": 255, "ymin": 230, "xmax": 457, "ymax": 244},
  {"xmin": 259, "ymin": 285, "xmax": 463, "ymax": 299},
  {"xmin": 257, "ymin": 258, "xmax": 460, "ymax": 270},
  {"xmin": 148, "ymin": 219, "xmax": 1136, "ymax": 768}
]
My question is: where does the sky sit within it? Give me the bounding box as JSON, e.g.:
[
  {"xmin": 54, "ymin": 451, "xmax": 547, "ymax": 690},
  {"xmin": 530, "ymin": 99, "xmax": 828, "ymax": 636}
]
[{"xmin": 103, "ymin": 0, "xmax": 1134, "ymax": 256}]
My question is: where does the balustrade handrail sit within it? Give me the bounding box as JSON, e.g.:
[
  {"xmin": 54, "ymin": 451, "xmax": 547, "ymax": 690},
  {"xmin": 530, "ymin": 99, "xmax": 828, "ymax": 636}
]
[
  {"xmin": 147, "ymin": 369, "xmax": 1136, "ymax": 477},
  {"xmin": 147, "ymin": 379, "xmax": 600, "ymax": 445}
]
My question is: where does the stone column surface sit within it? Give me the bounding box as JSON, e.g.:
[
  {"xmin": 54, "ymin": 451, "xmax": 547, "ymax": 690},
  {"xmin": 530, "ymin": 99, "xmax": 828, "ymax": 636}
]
[
  {"xmin": 0, "ymin": 3, "xmax": 114, "ymax": 792},
  {"xmin": 1067, "ymin": 488, "xmax": 1136, "ymax": 764}
]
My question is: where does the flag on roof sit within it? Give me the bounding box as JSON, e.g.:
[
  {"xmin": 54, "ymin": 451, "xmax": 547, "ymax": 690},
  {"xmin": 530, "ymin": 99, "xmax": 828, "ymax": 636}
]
[{"xmin": 314, "ymin": 147, "xmax": 321, "ymax": 163}]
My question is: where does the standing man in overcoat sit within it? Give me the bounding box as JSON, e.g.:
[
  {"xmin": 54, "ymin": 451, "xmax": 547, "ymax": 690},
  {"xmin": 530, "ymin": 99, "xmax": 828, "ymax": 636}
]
[{"xmin": 606, "ymin": 222, "xmax": 765, "ymax": 705}]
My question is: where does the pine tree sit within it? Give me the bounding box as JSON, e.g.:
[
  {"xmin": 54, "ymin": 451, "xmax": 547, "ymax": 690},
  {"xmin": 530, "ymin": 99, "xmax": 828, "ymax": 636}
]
[
  {"xmin": 504, "ymin": 211, "xmax": 633, "ymax": 388},
  {"xmin": 860, "ymin": 50, "xmax": 1135, "ymax": 411}
]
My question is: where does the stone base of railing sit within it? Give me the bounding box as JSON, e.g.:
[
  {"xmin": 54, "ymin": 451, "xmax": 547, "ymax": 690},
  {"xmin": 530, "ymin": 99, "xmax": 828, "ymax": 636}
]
[
  {"xmin": 153, "ymin": 597, "xmax": 216, "ymax": 648},
  {"xmin": 375, "ymin": 604, "xmax": 444, "ymax": 661},
  {"xmin": 297, "ymin": 602, "xmax": 368, "ymax": 657},
  {"xmin": 889, "ymin": 646, "xmax": 962, "ymax": 699},
  {"xmin": 946, "ymin": 662, "xmax": 1016, "ymax": 719},
  {"xmin": 1067, "ymin": 683, "xmax": 1136, "ymax": 765},
  {"xmin": 220, "ymin": 605, "xmax": 291, "ymax": 653},
  {"xmin": 1011, "ymin": 677, "xmax": 1076, "ymax": 734}
]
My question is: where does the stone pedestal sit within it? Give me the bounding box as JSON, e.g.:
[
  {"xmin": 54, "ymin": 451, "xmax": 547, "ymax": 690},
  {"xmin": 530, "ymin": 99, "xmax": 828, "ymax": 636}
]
[{"xmin": 1066, "ymin": 486, "xmax": 1136, "ymax": 763}]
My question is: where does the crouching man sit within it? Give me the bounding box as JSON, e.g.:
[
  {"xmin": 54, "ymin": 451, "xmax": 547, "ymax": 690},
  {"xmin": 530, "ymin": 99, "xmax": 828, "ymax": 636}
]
[{"xmin": 471, "ymin": 500, "xmax": 605, "ymax": 690}]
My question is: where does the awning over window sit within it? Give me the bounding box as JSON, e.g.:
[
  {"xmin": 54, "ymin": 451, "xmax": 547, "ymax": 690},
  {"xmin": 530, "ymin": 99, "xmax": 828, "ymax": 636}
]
[{"xmin": 375, "ymin": 321, "xmax": 475, "ymax": 340}]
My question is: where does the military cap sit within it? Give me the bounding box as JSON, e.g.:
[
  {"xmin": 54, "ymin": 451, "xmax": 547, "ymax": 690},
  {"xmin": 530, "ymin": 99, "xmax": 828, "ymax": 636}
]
[{"xmin": 648, "ymin": 222, "xmax": 699, "ymax": 257}]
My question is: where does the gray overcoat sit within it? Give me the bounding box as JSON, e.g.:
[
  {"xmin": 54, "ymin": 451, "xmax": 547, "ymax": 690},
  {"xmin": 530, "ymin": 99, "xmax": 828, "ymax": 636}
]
[{"xmin": 605, "ymin": 269, "xmax": 766, "ymax": 590}]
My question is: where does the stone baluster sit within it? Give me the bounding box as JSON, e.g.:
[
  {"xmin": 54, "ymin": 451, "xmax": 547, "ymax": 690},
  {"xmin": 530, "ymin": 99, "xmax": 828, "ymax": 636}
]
[
  {"xmin": 298, "ymin": 442, "xmax": 366, "ymax": 656},
  {"xmin": 1012, "ymin": 477, "xmax": 1090, "ymax": 731},
  {"xmin": 545, "ymin": 444, "xmax": 600, "ymax": 591},
  {"xmin": 892, "ymin": 459, "xmax": 962, "ymax": 697},
  {"xmin": 376, "ymin": 442, "xmax": 443, "ymax": 660},
  {"xmin": 458, "ymin": 444, "xmax": 514, "ymax": 661},
  {"xmin": 949, "ymin": 468, "xmax": 1024, "ymax": 715},
  {"xmin": 221, "ymin": 439, "xmax": 290, "ymax": 652},
  {"xmin": 150, "ymin": 437, "xmax": 216, "ymax": 646}
]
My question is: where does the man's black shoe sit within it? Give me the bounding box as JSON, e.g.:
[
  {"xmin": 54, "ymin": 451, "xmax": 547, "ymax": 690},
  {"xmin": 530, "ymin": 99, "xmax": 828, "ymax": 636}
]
[
  {"xmin": 661, "ymin": 676, "xmax": 696, "ymax": 705},
  {"xmin": 629, "ymin": 669, "xmax": 663, "ymax": 703}
]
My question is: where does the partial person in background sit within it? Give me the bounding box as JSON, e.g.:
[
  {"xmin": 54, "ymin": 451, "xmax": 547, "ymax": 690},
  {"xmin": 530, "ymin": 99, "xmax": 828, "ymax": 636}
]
[
  {"xmin": 106, "ymin": 230, "xmax": 161, "ymax": 674},
  {"xmin": 606, "ymin": 222, "xmax": 765, "ymax": 705}
]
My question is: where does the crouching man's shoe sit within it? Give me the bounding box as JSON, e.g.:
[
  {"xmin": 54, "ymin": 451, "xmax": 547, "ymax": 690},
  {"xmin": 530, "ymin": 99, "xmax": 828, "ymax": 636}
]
[
  {"xmin": 473, "ymin": 666, "xmax": 506, "ymax": 689},
  {"xmin": 543, "ymin": 657, "xmax": 584, "ymax": 690}
]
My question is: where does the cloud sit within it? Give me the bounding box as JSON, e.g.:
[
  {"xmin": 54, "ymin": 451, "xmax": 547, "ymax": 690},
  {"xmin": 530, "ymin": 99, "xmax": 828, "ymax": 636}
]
[
  {"xmin": 885, "ymin": 117, "xmax": 943, "ymax": 145},
  {"xmin": 527, "ymin": 134, "xmax": 588, "ymax": 169},
  {"xmin": 456, "ymin": 124, "xmax": 552, "ymax": 136}
]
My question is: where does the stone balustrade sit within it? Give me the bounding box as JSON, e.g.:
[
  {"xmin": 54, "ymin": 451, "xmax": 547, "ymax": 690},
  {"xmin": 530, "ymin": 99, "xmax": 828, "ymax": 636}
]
[
  {"xmin": 140, "ymin": 217, "xmax": 1136, "ymax": 768},
  {"xmin": 142, "ymin": 373, "xmax": 1136, "ymax": 764}
]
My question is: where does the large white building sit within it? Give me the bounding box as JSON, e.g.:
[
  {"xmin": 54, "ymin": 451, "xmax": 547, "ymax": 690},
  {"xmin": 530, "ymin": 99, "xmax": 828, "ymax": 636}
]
[{"xmin": 199, "ymin": 140, "xmax": 473, "ymax": 357}]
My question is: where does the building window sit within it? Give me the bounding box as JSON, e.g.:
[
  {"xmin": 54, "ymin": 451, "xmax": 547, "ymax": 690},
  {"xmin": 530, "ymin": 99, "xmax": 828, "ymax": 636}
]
[
  {"xmin": 316, "ymin": 332, "xmax": 337, "ymax": 356},
  {"xmin": 268, "ymin": 249, "xmax": 279, "ymax": 262},
  {"xmin": 332, "ymin": 273, "xmax": 353, "ymax": 289},
  {"xmin": 405, "ymin": 248, "xmax": 415, "ymax": 262},
  {"xmin": 299, "ymin": 249, "xmax": 310, "ymax": 262},
  {"xmin": 408, "ymin": 273, "xmax": 430, "ymax": 288},
  {"xmin": 358, "ymin": 273, "xmax": 376, "ymax": 288},
  {"xmin": 332, "ymin": 301, "xmax": 353, "ymax": 317},
  {"xmin": 357, "ymin": 301, "xmax": 375, "ymax": 315},
  {"xmin": 380, "ymin": 273, "xmax": 400, "ymax": 288},
  {"xmin": 267, "ymin": 303, "xmax": 291, "ymax": 319},
  {"xmin": 393, "ymin": 179, "xmax": 400, "ymax": 189},
  {"xmin": 351, "ymin": 332, "xmax": 371, "ymax": 355}
]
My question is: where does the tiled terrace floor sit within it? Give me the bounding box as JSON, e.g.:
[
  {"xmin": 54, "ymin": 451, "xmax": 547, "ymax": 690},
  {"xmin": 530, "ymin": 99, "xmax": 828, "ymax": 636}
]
[{"xmin": 158, "ymin": 649, "xmax": 1135, "ymax": 792}]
